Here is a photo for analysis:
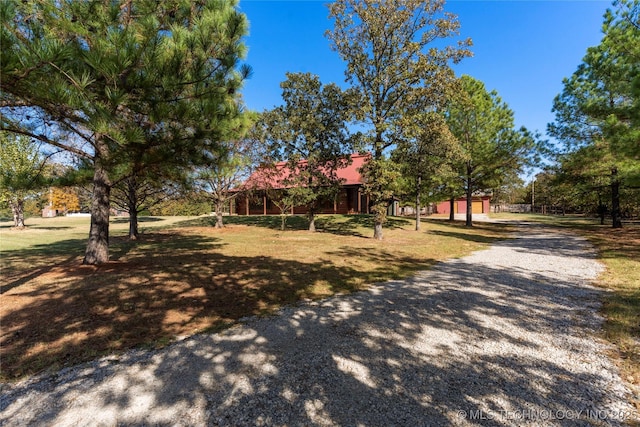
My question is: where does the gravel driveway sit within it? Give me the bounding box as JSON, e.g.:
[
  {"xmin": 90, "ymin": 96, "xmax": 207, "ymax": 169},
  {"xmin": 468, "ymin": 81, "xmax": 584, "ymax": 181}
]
[{"xmin": 1, "ymin": 225, "xmax": 638, "ymax": 426}]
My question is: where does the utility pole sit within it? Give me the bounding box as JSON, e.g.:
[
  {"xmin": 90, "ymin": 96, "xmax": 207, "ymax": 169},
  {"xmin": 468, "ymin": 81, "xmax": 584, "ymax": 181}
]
[{"xmin": 531, "ymin": 179, "xmax": 535, "ymax": 213}]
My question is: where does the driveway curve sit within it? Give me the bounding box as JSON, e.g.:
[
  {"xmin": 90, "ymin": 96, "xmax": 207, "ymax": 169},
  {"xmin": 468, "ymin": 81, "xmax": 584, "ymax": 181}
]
[{"xmin": 1, "ymin": 225, "xmax": 637, "ymax": 426}]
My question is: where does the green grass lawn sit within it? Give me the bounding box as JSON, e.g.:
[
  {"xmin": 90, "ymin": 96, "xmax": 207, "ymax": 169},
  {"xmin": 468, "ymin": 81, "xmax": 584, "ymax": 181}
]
[{"xmin": 0, "ymin": 213, "xmax": 513, "ymax": 381}]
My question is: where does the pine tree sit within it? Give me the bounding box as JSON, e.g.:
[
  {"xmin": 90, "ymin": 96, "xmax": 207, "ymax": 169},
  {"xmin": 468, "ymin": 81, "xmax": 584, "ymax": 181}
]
[
  {"xmin": 445, "ymin": 76, "xmax": 536, "ymax": 227},
  {"xmin": 1, "ymin": 0, "xmax": 249, "ymax": 262},
  {"xmin": 548, "ymin": 0, "xmax": 640, "ymax": 228}
]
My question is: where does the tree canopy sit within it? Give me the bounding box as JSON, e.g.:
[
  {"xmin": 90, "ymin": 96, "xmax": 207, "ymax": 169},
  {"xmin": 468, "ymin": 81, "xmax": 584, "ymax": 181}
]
[
  {"xmin": 258, "ymin": 72, "xmax": 353, "ymax": 231},
  {"xmin": 0, "ymin": 132, "xmax": 49, "ymax": 227},
  {"xmin": 548, "ymin": 0, "xmax": 640, "ymax": 228},
  {"xmin": 392, "ymin": 111, "xmax": 462, "ymax": 230},
  {"xmin": 445, "ymin": 75, "xmax": 537, "ymax": 226},
  {"xmin": 1, "ymin": 0, "xmax": 249, "ymax": 262},
  {"xmin": 326, "ymin": 0, "xmax": 471, "ymax": 239},
  {"xmin": 195, "ymin": 110, "xmax": 258, "ymax": 229}
]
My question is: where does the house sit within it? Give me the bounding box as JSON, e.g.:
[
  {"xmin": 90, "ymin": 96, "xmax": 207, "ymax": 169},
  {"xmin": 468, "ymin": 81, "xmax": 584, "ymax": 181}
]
[
  {"xmin": 432, "ymin": 194, "xmax": 492, "ymax": 215},
  {"xmin": 233, "ymin": 153, "xmax": 375, "ymax": 216}
]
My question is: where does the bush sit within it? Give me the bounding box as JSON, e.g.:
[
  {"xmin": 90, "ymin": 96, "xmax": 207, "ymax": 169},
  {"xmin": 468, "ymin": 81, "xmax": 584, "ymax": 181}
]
[{"xmin": 149, "ymin": 193, "xmax": 211, "ymax": 216}]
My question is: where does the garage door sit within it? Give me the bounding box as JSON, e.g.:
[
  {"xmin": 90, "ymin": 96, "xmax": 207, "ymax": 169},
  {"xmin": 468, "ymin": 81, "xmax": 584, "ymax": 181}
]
[{"xmin": 472, "ymin": 200, "xmax": 483, "ymax": 214}]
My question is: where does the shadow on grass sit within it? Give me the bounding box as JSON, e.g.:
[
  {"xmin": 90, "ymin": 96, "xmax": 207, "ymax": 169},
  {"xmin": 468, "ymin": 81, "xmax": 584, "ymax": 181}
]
[
  {"xmin": 0, "ymin": 230, "xmax": 424, "ymax": 381},
  {"xmin": 579, "ymin": 225, "xmax": 640, "ymax": 263},
  {"xmin": 0, "ymin": 224, "xmax": 75, "ymax": 231},
  {"xmin": 175, "ymin": 214, "xmax": 412, "ymax": 238},
  {"xmin": 317, "ymin": 215, "xmax": 411, "ymax": 237},
  {"xmin": 111, "ymin": 217, "xmax": 164, "ymax": 224},
  {"xmin": 422, "ymin": 218, "xmax": 516, "ymax": 244},
  {"xmin": 0, "ymin": 232, "xmax": 155, "ymax": 294},
  {"xmin": 0, "ymin": 238, "xmax": 89, "ymax": 294},
  {"xmin": 0, "ymin": 230, "xmax": 623, "ymax": 426},
  {"xmin": 0, "ymin": 230, "xmax": 181, "ymax": 294},
  {"xmin": 176, "ymin": 214, "xmax": 310, "ymax": 231}
]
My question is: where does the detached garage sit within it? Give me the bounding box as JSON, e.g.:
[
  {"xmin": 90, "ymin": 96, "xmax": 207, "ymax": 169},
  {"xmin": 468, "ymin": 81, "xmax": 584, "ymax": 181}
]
[
  {"xmin": 472, "ymin": 200, "xmax": 484, "ymax": 214},
  {"xmin": 432, "ymin": 195, "xmax": 491, "ymax": 215}
]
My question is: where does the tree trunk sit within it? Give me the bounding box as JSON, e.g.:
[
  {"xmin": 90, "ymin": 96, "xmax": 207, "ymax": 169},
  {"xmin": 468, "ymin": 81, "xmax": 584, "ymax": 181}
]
[
  {"xmin": 465, "ymin": 193, "xmax": 472, "ymax": 227},
  {"xmin": 84, "ymin": 161, "xmax": 111, "ymax": 265},
  {"xmin": 611, "ymin": 167, "xmax": 622, "ymax": 228},
  {"xmin": 280, "ymin": 214, "xmax": 287, "ymax": 231},
  {"xmin": 127, "ymin": 177, "xmax": 139, "ymax": 240},
  {"xmin": 372, "ymin": 141, "xmax": 384, "ymax": 240},
  {"xmin": 598, "ymin": 195, "xmax": 606, "ymax": 225},
  {"xmin": 372, "ymin": 202, "xmax": 385, "ymax": 240},
  {"xmin": 215, "ymin": 199, "xmax": 224, "ymax": 229},
  {"xmin": 308, "ymin": 211, "xmax": 316, "ymax": 232},
  {"xmin": 129, "ymin": 210, "xmax": 139, "ymax": 240},
  {"xmin": 415, "ymin": 176, "xmax": 421, "ymax": 231},
  {"xmin": 374, "ymin": 220, "xmax": 383, "ymax": 240},
  {"xmin": 449, "ymin": 197, "xmax": 455, "ymax": 221},
  {"xmin": 465, "ymin": 186, "xmax": 472, "ymax": 227},
  {"xmin": 465, "ymin": 162, "xmax": 473, "ymax": 227},
  {"xmin": 11, "ymin": 199, "xmax": 25, "ymax": 228}
]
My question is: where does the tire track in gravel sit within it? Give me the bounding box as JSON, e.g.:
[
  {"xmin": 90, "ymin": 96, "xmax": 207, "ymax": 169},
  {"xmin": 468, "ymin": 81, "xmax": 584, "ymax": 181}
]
[{"xmin": 1, "ymin": 226, "xmax": 638, "ymax": 426}]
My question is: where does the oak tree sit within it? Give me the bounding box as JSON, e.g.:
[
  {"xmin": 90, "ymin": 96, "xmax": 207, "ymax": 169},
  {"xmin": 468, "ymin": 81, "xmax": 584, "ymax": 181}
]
[
  {"xmin": 0, "ymin": 133, "xmax": 49, "ymax": 227},
  {"xmin": 49, "ymin": 187, "xmax": 81, "ymax": 215},
  {"xmin": 392, "ymin": 112, "xmax": 462, "ymax": 230},
  {"xmin": 260, "ymin": 73, "xmax": 353, "ymax": 231},
  {"xmin": 326, "ymin": 0, "xmax": 471, "ymax": 239},
  {"xmin": 196, "ymin": 111, "xmax": 258, "ymax": 229}
]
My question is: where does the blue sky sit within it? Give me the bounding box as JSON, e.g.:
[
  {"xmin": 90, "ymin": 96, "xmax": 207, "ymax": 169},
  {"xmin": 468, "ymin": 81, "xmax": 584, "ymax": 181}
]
[{"xmin": 238, "ymin": 0, "xmax": 610, "ymax": 141}]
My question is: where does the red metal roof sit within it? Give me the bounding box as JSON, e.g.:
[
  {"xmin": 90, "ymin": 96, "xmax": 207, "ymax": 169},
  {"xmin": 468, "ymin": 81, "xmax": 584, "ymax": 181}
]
[
  {"xmin": 336, "ymin": 153, "xmax": 369, "ymax": 185},
  {"xmin": 243, "ymin": 153, "xmax": 369, "ymax": 190}
]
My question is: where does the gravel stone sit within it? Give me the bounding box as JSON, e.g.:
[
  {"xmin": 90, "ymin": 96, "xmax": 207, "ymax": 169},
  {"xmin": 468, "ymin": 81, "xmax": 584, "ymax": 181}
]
[{"xmin": 1, "ymin": 224, "xmax": 638, "ymax": 426}]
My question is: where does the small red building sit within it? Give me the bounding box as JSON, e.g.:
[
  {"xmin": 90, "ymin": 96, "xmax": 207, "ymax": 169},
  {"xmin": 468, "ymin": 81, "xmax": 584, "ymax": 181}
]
[
  {"xmin": 233, "ymin": 154, "xmax": 372, "ymax": 216},
  {"xmin": 432, "ymin": 195, "xmax": 491, "ymax": 215},
  {"xmin": 41, "ymin": 206, "xmax": 58, "ymax": 218}
]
